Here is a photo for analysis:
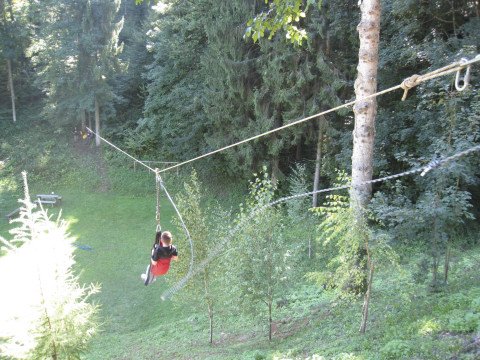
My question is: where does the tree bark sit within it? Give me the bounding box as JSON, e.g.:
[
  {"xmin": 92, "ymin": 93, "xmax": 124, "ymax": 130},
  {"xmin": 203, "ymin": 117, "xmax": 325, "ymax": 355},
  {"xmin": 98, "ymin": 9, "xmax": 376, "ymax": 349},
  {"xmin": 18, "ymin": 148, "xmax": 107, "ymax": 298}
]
[
  {"xmin": 444, "ymin": 246, "xmax": 450, "ymax": 284},
  {"xmin": 350, "ymin": 0, "xmax": 381, "ymax": 299},
  {"xmin": 204, "ymin": 272, "xmax": 214, "ymax": 344},
  {"xmin": 94, "ymin": 97, "xmax": 101, "ymax": 146},
  {"xmin": 271, "ymin": 156, "xmax": 280, "ymax": 187},
  {"xmin": 268, "ymin": 300, "xmax": 272, "ymax": 341},
  {"xmin": 350, "ymin": 0, "xmax": 381, "ymax": 210},
  {"xmin": 81, "ymin": 110, "xmax": 86, "ymax": 130},
  {"xmin": 312, "ymin": 116, "xmax": 325, "ymax": 207},
  {"xmin": 208, "ymin": 304, "xmax": 213, "ymax": 344},
  {"xmin": 359, "ymin": 262, "xmax": 374, "ymax": 333},
  {"xmin": 6, "ymin": 59, "xmax": 16, "ymax": 123}
]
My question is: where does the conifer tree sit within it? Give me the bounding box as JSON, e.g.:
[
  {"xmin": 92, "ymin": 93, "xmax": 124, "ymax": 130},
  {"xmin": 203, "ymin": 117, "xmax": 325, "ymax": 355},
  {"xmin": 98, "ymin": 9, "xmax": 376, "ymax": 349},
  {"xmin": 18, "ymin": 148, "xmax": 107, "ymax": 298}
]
[
  {"xmin": 32, "ymin": 0, "xmax": 124, "ymax": 141},
  {"xmin": 0, "ymin": 0, "xmax": 30, "ymax": 123},
  {"xmin": 0, "ymin": 173, "xmax": 100, "ymax": 360},
  {"xmin": 113, "ymin": 0, "xmax": 152, "ymax": 130},
  {"xmin": 142, "ymin": 0, "xmax": 208, "ymax": 160}
]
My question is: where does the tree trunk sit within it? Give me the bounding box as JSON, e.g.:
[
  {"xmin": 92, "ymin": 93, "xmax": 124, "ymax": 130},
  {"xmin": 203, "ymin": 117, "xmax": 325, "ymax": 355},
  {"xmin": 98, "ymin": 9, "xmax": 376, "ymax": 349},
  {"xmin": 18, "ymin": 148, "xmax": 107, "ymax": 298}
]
[
  {"xmin": 6, "ymin": 59, "xmax": 16, "ymax": 123},
  {"xmin": 295, "ymin": 136, "xmax": 302, "ymax": 161},
  {"xmin": 88, "ymin": 111, "xmax": 92, "ymax": 130},
  {"xmin": 359, "ymin": 262, "xmax": 374, "ymax": 333},
  {"xmin": 350, "ymin": 0, "xmax": 381, "ymax": 210},
  {"xmin": 444, "ymin": 246, "xmax": 450, "ymax": 284},
  {"xmin": 312, "ymin": 116, "xmax": 325, "ymax": 207},
  {"xmin": 268, "ymin": 300, "xmax": 272, "ymax": 341},
  {"xmin": 208, "ymin": 302, "xmax": 213, "ymax": 344},
  {"xmin": 432, "ymin": 192, "xmax": 440, "ymax": 289},
  {"xmin": 82, "ymin": 110, "xmax": 86, "ymax": 130},
  {"xmin": 204, "ymin": 272, "xmax": 214, "ymax": 344},
  {"xmin": 271, "ymin": 156, "xmax": 280, "ymax": 187},
  {"xmin": 348, "ymin": 0, "xmax": 381, "ymax": 297},
  {"xmin": 94, "ymin": 97, "xmax": 101, "ymax": 147}
]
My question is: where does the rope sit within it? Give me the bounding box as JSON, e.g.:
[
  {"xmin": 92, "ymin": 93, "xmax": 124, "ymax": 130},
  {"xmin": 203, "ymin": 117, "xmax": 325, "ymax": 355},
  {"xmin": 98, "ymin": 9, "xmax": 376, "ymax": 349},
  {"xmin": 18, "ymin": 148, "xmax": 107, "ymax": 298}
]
[
  {"xmin": 157, "ymin": 176, "xmax": 195, "ymax": 301},
  {"xmin": 160, "ymin": 143, "xmax": 480, "ymax": 300},
  {"xmin": 158, "ymin": 54, "xmax": 480, "ymax": 174},
  {"xmin": 86, "ymin": 127, "xmax": 195, "ymax": 288},
  {"xmin": 85, "ymin": 127, "xmax": 156, "ymax": 173},
  {"xmin": 155, "ymin": 169, "xmax": 161, "ymax": 233},
  {"xmin": 400, "ymin": 56, "xmax": 478, "ymax": 100}
]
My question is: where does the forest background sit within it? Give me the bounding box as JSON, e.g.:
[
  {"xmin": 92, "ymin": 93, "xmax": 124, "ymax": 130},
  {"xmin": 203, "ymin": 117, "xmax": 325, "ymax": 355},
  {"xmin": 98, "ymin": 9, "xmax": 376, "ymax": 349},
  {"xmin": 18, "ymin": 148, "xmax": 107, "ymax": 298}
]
[{"xmin": 0, "ymin": 0, "xmax": 480, "ymax": 359}]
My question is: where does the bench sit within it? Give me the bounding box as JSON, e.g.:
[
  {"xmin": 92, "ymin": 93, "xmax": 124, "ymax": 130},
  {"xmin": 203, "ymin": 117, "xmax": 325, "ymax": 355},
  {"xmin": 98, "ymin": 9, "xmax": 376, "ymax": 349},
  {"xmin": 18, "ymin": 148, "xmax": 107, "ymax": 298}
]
[
  {"xmin": 36, "ymin": 194, "xmax": 62, "ymax": 206},
  {"xmin": 5, "ymin": 207, "xmax": 21, "ymax": 220}
]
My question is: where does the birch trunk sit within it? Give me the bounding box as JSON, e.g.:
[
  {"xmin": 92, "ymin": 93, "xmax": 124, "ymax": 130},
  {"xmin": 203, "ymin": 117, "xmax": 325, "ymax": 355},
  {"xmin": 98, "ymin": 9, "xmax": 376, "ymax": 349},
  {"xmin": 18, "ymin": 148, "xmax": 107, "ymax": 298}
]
[
  {"xmin": 351, "ymin": 0, "xmax": 381, "ymax": 210},
  {"xmin": 350, "ymin": 0, "xmax": 381, "ymax": 298},
  {"xmin": 312, "ymin": 116, "xmax": 325, "ymax": 207},
  {"xmin": 6, "ymin": 59, "xmax": 16, "ymax": 123}
]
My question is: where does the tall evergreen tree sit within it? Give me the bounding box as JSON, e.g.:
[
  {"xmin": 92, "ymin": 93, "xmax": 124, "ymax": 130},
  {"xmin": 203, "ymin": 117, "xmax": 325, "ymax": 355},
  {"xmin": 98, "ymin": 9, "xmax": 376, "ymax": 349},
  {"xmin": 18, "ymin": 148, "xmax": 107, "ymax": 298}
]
[
  {"xmin": 110, "ymin": 1, "xmax": 152, "ymax": 132},
  {"xmin": 0, "ymin": 0, "xmax": 30, "ymax": 123},
  {"xmin": 142, "ymin": 0, "xmax": 208, "ymax": 160},
  {"xmin": 31, "ymin": 0, "xmax": 124, "ymax": 142}
]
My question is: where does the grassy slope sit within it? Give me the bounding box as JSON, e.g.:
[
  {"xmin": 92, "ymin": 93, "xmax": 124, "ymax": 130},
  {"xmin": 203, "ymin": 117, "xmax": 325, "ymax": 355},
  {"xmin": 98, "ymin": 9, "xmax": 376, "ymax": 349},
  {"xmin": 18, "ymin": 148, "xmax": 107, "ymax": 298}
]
[{"xmin": 1, "ymin": 138, "xmax": 479, "ymax": 360}]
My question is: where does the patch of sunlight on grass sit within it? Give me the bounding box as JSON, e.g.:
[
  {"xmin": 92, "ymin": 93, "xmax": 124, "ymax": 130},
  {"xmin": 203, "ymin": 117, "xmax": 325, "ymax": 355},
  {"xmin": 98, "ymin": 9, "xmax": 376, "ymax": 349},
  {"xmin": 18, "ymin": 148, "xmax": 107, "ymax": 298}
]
[
  {"xmin": 0, "ymin": 176, "xmax": 18, "ymax": 192},
  {"xmin": 65, "ymin": 216, "xmax": 79, "ymax": 227},
  {"xmin": 418, "ymin": 319, "xmax": 441, "ymax": 335}
]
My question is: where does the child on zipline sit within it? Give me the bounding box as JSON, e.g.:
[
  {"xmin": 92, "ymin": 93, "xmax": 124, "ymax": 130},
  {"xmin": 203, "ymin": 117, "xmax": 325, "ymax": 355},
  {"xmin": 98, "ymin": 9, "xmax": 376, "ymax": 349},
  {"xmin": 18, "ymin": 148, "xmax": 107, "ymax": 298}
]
[{"xmin": 141, "ymin": 231, "xmax": 178, "ymax": 286}]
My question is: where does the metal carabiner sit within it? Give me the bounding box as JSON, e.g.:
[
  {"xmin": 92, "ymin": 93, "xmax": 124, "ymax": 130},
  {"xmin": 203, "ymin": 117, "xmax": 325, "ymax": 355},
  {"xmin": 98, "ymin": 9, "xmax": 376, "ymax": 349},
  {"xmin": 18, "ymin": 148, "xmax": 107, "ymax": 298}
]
[{"xmin": 455, "ymin": 58, "xmax": 471, "ymax": 91}]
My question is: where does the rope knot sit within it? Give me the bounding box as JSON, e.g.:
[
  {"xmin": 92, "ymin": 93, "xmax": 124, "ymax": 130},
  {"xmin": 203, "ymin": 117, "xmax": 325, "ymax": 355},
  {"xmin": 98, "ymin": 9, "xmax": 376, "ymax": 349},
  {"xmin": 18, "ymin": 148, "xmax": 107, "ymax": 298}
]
[
  {"xmin": 400, "ymin": 74, "xmax": 421, "ymax": 101},
  {"xmin": 421, "ymin": 158, "xmax": 442, "ymax": 177}
]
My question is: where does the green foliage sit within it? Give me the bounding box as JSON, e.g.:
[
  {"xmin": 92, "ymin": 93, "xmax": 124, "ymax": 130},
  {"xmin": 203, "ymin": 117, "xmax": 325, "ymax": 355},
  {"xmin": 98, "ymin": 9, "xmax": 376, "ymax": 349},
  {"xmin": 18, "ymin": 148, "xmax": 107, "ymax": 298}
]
[
  {"xmin": 307, "ymin": 172, "xmax": 361, "ymax": 295},
  {"xmin": 172, "ymin": 171, "xmax": 213, "ymax": 298},
  {"xmin": 286, "ymin": 162, "xmax": 311, "ymax": 220},
  {"xmin": 245, "ymin": 0, "xmax": 320, "ymax": 45},
  {"xmin": 234, "ymin": 171, "xmax": 291, "ymax": 329},
  {"xmin": 380, "ymin": 339, "xmax": 411, "ymax": 360},
  {"xmin": 440, "ymin": 291, "xmax": 480, "ymax": 334}
]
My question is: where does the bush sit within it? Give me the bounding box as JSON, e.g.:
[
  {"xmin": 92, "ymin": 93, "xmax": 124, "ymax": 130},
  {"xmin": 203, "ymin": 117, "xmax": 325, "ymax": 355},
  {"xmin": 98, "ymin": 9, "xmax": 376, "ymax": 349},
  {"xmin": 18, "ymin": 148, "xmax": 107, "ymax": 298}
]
[
  {"xmin": 380, "ymin": 339, "xmax": 411, "ymax": 359},
  {"xmin": 445, "ymin": 309, "xmax": 480, "ymax": 333}
]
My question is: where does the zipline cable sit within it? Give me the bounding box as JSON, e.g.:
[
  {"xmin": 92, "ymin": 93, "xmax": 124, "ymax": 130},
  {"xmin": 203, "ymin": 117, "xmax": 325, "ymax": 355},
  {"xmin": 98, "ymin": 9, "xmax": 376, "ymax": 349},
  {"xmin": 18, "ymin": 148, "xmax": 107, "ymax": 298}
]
[
  {"xmin": 86, "ymin": 126, "xmax": 156, "ymax": 173},
  {"xmin": 85, "ymin": 126, "xmax": 195, "ymax": 289},
  {"xmin": 160, "ymin": 143, "xmax": 480, "ymax": 300},
  {"xmin": 157, "ymin": 54, "xmax": 480, "ymax": 174}
]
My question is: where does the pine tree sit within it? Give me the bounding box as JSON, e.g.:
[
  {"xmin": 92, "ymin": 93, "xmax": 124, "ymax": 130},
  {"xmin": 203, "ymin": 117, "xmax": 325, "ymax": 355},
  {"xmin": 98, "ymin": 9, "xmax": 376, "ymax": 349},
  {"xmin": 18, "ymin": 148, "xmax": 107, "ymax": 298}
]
[
  {"xmin": 0, "ymin": 0, "xmax": 30, "ymax": 123},
  {"xmin": 0, "ymin": 173, "xmax": 100, "ymax": 359},
  {"xmin": 142, "ymin": 0, "xmax": 208, "ymax": 160},
  {"xmin": 32, "ymin": 0, "xmax": 124, "ymax": 140}
]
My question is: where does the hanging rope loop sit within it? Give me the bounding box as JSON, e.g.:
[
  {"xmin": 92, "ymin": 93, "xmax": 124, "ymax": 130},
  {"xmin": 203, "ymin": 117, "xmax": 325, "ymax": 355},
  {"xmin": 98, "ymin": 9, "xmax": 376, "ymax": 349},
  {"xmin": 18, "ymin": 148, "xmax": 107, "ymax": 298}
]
[
  {"xmin": 400, "ymin": 74, "xmax": 421, "ymax": 101},
  {"xmin": 455, "ymin": 58, "xmax": 472, "ymax": 91}
]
